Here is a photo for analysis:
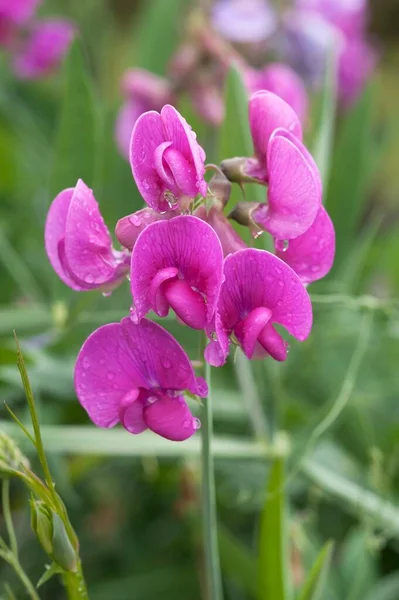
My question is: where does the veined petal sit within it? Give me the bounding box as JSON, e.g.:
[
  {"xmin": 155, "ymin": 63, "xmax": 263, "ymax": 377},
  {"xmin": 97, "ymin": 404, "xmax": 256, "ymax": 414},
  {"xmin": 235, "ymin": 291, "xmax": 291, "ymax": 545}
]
[
  {"xmin": 254, "ymin": 128, "xmax": 321, "ymax": 239},
  {"xmin": 275, "ymin": 205, "xmax": 335, "ymax": 283},
  {"xmin": 130, "ymin": 215, "xmax": 223, "ymax": 326},
  {"xmin": 248, "ymin": 91, "xmax": 302, "ymax": 179}
]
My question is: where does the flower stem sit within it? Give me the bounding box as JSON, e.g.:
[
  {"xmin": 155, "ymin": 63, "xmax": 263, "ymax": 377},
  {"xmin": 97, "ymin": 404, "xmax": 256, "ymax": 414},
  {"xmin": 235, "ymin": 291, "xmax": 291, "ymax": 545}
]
[
  {"xmin": 2, "ymin": 479, "xmax": 18, "ymax": 558},
  {"xmin": 0, "ymin": 549, "xmax": 40, "ymax": 600},
  {"xmin": 201, "ymin": 360, "xmax": 223, "ymax": 600},
  {"xmin": 62, "ymin": 564, "xmax": 89, "ymax": 600}
]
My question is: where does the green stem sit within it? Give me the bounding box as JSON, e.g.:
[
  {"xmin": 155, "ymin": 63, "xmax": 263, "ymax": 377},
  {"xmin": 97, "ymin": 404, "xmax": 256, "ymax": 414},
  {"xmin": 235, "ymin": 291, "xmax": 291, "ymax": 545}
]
[
  {"xmin": 62, "ymin": 563, "xmax": 89, "ymax": 600},
  {"xmin": 2, "ymin": 479, "xmax": 18, "ymax": 558},
  {"xmin": 201, "ymin": 359, "xmax": 223, "ymax": 600},
  {"xmin": 0, "ymin": 549, "xmax": 40, "ymax": 600}
]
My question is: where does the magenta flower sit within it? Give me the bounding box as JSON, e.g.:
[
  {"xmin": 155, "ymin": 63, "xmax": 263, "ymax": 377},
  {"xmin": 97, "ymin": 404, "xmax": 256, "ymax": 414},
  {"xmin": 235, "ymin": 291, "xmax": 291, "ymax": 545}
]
[
  {"xmin": 130, "ymin": 105, "xmax": 207, "ymax": 213},
  {"xmin": 130, "ymin": 215, "xmax": 223, "ymax": 330},
  {"xmin": 45, "ymin": 179, "xmax": 128, "ymax": 291},
  {"xmin": 251, "ymin": 127, "xmax": 322, "ymax": 240},
  {"xmin": 246, "ymin": 63, "xmax": 308, "ymax": 124},
  {"xmin": 0, "ymin": 0, "xmax": 40, "ymax": 25},
  {"xmin": 115, "ymin": 69, "xmax": 174, "ymax": 159},
  {"xmin": 211, "ymin": 0, "xmax": 277, "ymax": 43},
  {"xmin": 13, "ymin": 19, "xmax": 75, "ymax": 79},
  {"xmin": 275, "ymin": 206, "xmax": 335, "ymax": 284},
  {"xmin": 75, "ymin": 318, "xmax": 207, "ymax": 441},
  {"xmin": 115, "ymin": 207, "xmax": 177, "ymax": 250},
  {"xmin": 195, "ymin": 205, "xmax": 247, "ymax": 257},
  {"xmin": 205, "ymin": 248, "xmax": 312, "ymax": 366},
  {"xmin": 248, "ymin": 90, "xmax": 303, "ymax": 181}
]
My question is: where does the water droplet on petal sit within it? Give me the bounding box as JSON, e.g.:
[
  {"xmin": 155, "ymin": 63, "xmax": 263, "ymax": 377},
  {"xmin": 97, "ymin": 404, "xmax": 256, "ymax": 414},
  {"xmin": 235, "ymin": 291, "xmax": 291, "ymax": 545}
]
[
  {"xmin": 107, "ymin": 371, "xmax": 115, "ymax": 381},
  {"xmin": 193, "ymin": 417, "xmax": 201, "ymax": 431},
  {"xmin": 85, "ymin": 273, "xmax": 95, "ymax": 284},
  {"xmin": 275, "ymin": 239, "xmax": 289, "ymax": 252},
  {"xmin": 146, "ymin": 395, "xmax": 158, "ymax": 405},
  {"xmin": 82, "ymin": 357, "xmax": 90, "ymax": 369},
  {"xmin": 102, "ymin": 291, "xmax": 112, "ymax": 298},
  {"xmin": 161, "ymin": 357, "xmax": 172, "ymax": 369}
]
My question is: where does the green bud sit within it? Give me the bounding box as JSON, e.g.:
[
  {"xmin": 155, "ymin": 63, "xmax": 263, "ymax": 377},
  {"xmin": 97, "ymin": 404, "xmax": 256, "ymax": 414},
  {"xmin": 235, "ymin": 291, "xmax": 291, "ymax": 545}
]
[
  {"xmin": 0, "ymin": 432, "xmax": 29, "ymax": 475},
  {"xmin": 30, "ymin": 499, "xmax": 53, "ymax": 555},
  {"xmin": 208, "ymin": 172, "xmax": 231, "ymax": 209},
  {"xmin": 220, "ymin": 157, "xmax": 260, "ymax": 184},
  {"xmin": 51, "ymin": 513, "xmax": 78, "ymax": 572}
]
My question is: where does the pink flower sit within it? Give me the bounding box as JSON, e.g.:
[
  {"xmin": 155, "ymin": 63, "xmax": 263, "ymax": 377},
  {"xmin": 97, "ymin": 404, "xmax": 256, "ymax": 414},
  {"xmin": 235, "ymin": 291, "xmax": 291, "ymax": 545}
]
[
  {"xmin": 13, "ymin": 19, "xmax": 75, "ymax": 79},
  {"xmin": 75, "ymin": 318, "xmax": 207, "ymax": 441},
  {"xmin": 45, "ymin": 179, "xmax": 128, "ymax": 291},
  {"xmin": 275, "ymin": 205, "xmax": 335, "ymax": 284},
  {"xmin": 205, "ymin": 248, "xmax": 313, "ymax": 366},
  {"xmin": 130, "ymin": 105, "xmax": 207, "ymax": 213},
  {"xmin": 0, "ymin": 0, "xmax": 40, "ymax": 26},
  {"xmin": 246, "ymin": 63, "xmax": 308, "ymax": 124},
  {"xmin": 130, "ymin": 215, "xmax": 223, "ymax": 330},
  {"xmin": 115, "ymin": 69, "xmax": 174, "ymax": 159}
]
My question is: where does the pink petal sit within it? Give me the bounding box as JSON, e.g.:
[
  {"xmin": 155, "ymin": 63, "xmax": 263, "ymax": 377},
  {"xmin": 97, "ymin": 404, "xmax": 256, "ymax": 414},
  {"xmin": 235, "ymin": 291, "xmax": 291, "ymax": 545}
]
[
  {"xmin": 0, "ymin": 0, "xmax": 41, "ymax": 25},
  {"xmin": 115, "ymin": 101, "xmax": 143, "ymax": 160},
  {"xmin": 74, "ymin": 323, "xmax": 146, "ymax": 428},
  {"xmin": 44, "ymin": 187, "xmax": 85, "ymax": 291},
  {"xmin": 234, "ymin": 306, "xmax": 272, "ymax": 359},
  {"xmin": 275, "ymin": 205, "xmax": 335, "ymax": 283},
  {"xmin": 120, "ymin": 391, "xmax": 147, "ymax": 434},
  {"xmin": 120, "ymin": 318, "xmax": 207, "ymax": 397},
  {"xmin": 143, "ymin": 395, "xmax": 199, "ymax": 441},
  {"xmin": 115, "ymin": 207, "xmax": 177, "ymax": 250},
  {"xmin": 248, "ymin": 91, "xmax": 302, "ymax": 179},
  {"xmin": 195, "ymin": 206, "xmax": 247, "ymax": 257},
  {"xmin": 254, "ymin": 128, "xmax": 321, "ymax": 239},
  {"xmin": 130, "ymin": 215, "xmax": 223, "ymax": 326},
  {"xmin": 65, "ymin": 179, "xmax": 122, "ymax": 287},
  {"xmin": 13, "ymin": 19, "xmax": 75, "ymax": 79}
]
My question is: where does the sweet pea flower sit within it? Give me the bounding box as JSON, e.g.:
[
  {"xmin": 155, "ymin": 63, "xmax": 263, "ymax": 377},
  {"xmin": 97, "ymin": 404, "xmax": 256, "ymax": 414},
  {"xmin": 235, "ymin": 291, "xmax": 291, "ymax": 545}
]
[
  {"xmin": 130, "ymin": 105, "xmax": 207, "ymax": 213},
  {"xmin": 205, "ymin": 248, "xmax": 312, "ymax": 366},
  {"xmin": 45, "ymin": 179, "xmax": 129, "ymax": 291},
  {"xmin": 211, "ymin": 0, "xmax": 277, "ymax": 43},
  {"xmin": 296, "ymin": 0, "xmax": 366, "ymax": 36},
  {"xmin": 75, "ymin": 318, "xmax": 207, "ymax": 441},
  {"xmin": 275, "ymin": 205, "xmax": 335, "ymax": 284},
  {"xmin": 246, "ymin": 63, "xmax": 308, "ymax": 124},
  {"xmin": 0, "ymin": 0, "xmax": 40, "ymax": 47},
  {"xmin": 115, "ymin": 207, "xmax": 177, "ymax": 250},
  {"xmin": 115, "ymin": 69, "xmax": 174, "ymax": 159},
  {"xmin": 13, "ymin": 19, "xmax": 75, "ymax": 79},
  {"xmin": 130, "ymin": 215, "xmax": 223, "ymax": 330}
]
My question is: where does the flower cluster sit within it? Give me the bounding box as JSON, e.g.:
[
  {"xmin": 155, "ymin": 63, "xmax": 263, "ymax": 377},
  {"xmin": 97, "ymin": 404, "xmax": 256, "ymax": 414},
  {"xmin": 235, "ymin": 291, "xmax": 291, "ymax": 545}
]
[
  {"xmin": 0, "ymin": 0, "xmax": 74, "ymax": 79},
  {"xmin": 45, "ymin": 92, "xmax": 335, "ymax": 442}
]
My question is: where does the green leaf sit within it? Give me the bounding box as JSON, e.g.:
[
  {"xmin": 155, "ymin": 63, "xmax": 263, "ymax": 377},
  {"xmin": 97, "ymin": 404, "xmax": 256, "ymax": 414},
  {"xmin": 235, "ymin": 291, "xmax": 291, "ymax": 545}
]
[
  {"xmin": 258, "ymin": 457, "xmax": 290, "ymax": 600},
  {"xmin": 218, "ymin": 525, "xmax": 257, "ymax": 598},
  {"xmin": 219, "ymin": 65, "xmax": 252, "ymax": 164},
  {"xmin": 135, "ymin": 0, "xmax": 187, "ymax": 75},
  {"xmin": 325, "ymin": 85, "xmax": 375, "ymax": 267},
  {"xmin": 37, "ymin": 562, "xmax": 64, "ymax": 588},
  {"xmin": 364, "ymin": 574, "xmax": 399, "ymax": 600},
  {"xmin": 312, "ymin": 47, "xmax": 338, "ymax": 190},
  {"xmin": 50, "ymin": 40, "xmax": 98, "ymax": 197},
  {"xmin": 0, "ymin": 306, "xmax": 52, "ymax": 337},
  {"xmin": 298, "ymin": 541, "xmax": 334, "ymax": 600}
]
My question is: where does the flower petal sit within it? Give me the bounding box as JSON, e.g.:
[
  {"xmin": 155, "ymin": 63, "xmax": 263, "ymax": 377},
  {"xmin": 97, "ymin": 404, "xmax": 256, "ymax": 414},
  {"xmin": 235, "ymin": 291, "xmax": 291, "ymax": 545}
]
[
  {"xmin": 144, "ymin": 395, "xmax": 199, "ymax": 441},
  {"xmin": 120, "ymin": 391, "xmax": 148, "ymax": 434},
  {"xmin": 275, "ymin": 205, "xmax": 335, "ymax": 283},
  {"xmin": 254, "ymin": 128, "xmax": 321, "ymax": 239},
  {"xmin": 115, "ymin": 207, "xmax": 177, "ymax": 250},
  {"xmin": 130, "ymin": 215, "xmax": 223, "ymax": 325},
  {"xmin": 74, "ymin": 323, "xmax": 146, "ymax": 428},
  {"xmin": 120, "ymin": 317, "xmax": 207, "ymax": 397},
  {"xmin": 195, "ymin": 206, "xmax": 247, "ymax": 257},
  {"xmin": 248, "ymin": 90, "xmax": 302, "ymax": 179},
  {"xmin": 65, "ymin": 179, "xmax": 122, "ymax": 287},
  {"xmin": 115, "ymin": 100, "xmax": 143, "ymax": 159}
]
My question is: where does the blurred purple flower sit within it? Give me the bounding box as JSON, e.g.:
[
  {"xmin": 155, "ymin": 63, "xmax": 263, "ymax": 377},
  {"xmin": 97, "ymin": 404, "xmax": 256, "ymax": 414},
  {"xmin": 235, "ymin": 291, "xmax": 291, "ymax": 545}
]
[
  {"xmin": 115, "ymin": 69, "xmax": 174, "ymax": 159},
  {"xmin": 130, "ymin": 105, "xmax": 207, "ymax": 213},
  {"xmin": 13, "ymin": 19, "xmax": 75, "ymax": 79},
  {"xmin": 211, "ymin": 0, "xmax": 277, "ymax": 43},
  {"xmin": 45, "ymin": 179, "xmax": 129, "ymax": 291},
  {"xmin": 75, "ymin": 318, "xmax": 207, "ymax": 441},
  {"xmin": 130, "ymin": 215, "xmax": 224, "ymax": 330},
  {"xmin": 0, "ymin": 0, "xmax": 40, "ymax": 26},
  {"xmin": 205, "ymin": 248, "xmax": 313, "ymax": 366}
]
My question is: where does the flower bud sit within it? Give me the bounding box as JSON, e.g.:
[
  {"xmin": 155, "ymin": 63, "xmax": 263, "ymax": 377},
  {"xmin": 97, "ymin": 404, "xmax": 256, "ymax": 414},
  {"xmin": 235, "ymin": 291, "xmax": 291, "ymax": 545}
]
[
  {"xmin": 0, "ymin": 433, "xmax": 29, "ymax": 475},
  {"xmin": 208, "ymin": 172, "xmax": 231, "ymax": 209},
  {"xmin": 51, "ymin": 513, "xmax": 78, "ymax": 572},
  {"xmin": 220, "ymin": 157, "xmax": 260, "ymax": 184},
  {"xmin": 228, "ymin": 201, "xmax": 260, "ymax": 227},
  {"xmin": 30, "ymin": 500, "xmax": 53, "ymax": 555}
]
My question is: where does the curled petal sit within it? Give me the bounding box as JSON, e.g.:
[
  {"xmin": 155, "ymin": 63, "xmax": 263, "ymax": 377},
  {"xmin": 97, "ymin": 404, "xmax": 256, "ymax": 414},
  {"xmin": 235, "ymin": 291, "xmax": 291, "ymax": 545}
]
[
  {"xmin": 131, "ymin": 215, "xmax": 223, "ymax": 327},
  {"xmin": 13, "ymin": 20, "xmax": 75, "ymax": 79},
  {"xmin": 115, "ymin": 207, "xmax": 177, "ymax": 250},
  {"xmin": 207, "ymin": 248, "xmax": 312, "ymax": 364},
  {"xmin": 254, "ymin": 128, "xmax": 321, "ymax": 239},
  {"xmin": 248, "ymin": 91, "xmax": 302, "ymax": 180},
  {"xmin": 275, "ymin": 205, "xmax": 335, "ymax": 283},
  {"xmin": 143, "ymin": 395, "xmax": 199, "ymax": 441},
  {"xmin": 130, "ymin": 105, "xmax": 206, "ymax": 212}
]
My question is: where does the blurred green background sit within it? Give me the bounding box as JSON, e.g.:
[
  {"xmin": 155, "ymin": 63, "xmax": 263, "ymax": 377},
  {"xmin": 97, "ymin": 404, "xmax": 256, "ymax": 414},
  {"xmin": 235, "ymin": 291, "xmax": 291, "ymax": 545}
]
[{"xmin": 0, "ymin": 0, "xmax": 399, "ymax": 598}]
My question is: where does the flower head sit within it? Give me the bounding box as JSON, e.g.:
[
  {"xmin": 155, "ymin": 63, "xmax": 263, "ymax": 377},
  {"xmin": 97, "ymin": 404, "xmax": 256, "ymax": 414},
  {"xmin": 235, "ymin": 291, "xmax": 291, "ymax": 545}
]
[
  {"xmin": 75, "ymin": 318, "xmax": 207, "ymax": 441},
  {"xmin": 246, "ymin": 63, "xmax": 308, "ymax": 124},
  {"xmin": 130, "ymin": 105, "xmax": 207, "ymax": 213},
  {"xmin": 115, "ymin": 69, "xmax": 174, "ymax": 159},
  {"xmin": 211, "ymin": 0, "xmax": 277, "ymax": 43},
  {"xmin": 13, "ymin": 19, "xmax": 75, "ymax": 79},
  {"xmin": 275, "ymin": 205, "xmax": 335, "ymax": 284},
  {"xmin": 205, "ymin": 248, "xmax": 312, "ymax": 366},
  {"xmin": 45, "ymin": 179, "xmax": 128, "ymax": 291},
  {"xmin": 130, "ymin": 215, "xmax": 223, "ymax": 330}
]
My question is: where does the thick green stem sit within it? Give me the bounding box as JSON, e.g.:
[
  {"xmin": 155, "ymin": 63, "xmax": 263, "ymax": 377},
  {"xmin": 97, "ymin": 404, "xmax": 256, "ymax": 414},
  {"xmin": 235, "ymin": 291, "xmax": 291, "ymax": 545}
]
[
  {"xmin": 62, "ymin": 563, "xmax": 89, "ymax": 600},
  {"xmin": 201, "ymin": 360, "xmax": 223, "ymax": 600}
]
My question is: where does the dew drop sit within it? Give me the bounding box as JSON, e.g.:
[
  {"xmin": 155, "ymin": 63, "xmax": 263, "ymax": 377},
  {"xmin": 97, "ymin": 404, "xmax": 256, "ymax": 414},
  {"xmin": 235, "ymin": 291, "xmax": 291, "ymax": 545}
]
[
  {"xmin": 146, "ymin": 395, "xmax": 158, "ymax": 405},
  {"xmin": 311, "ymin": 265, "xmax": 320, "ymax": 273},
  {"xmin": 161, "ymin": 357, "xmax": 172, "ymax": 369},
  {"xmin": 82, "ymin": 357, "xmax": 90, "ymax": 369},
  {"xmin": 193, "ymin": 417, "xmax": 201, "ymax": 431},
  {"xmin": 85, "ymin": 273, "xmax": 95, "ymax": 284},
  {"xmin": 252, "ymin": 229, "xmax": 264, "ymax": 240},
  {"xmin": 102, "ymin": 291, "xmax": 112, "ymax": 298},
  {"xmin": 275, "ymin": 239, "xmax": 289, "ymax": 252},
  {"xmin": 107, "ymin": 371, "xmax": 115, "ymax": 381}
]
